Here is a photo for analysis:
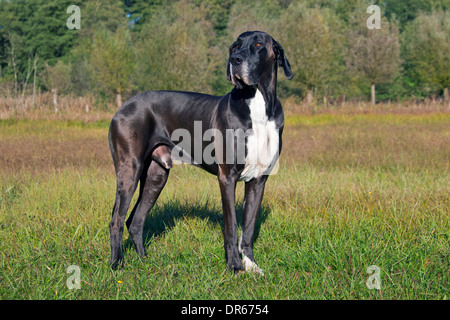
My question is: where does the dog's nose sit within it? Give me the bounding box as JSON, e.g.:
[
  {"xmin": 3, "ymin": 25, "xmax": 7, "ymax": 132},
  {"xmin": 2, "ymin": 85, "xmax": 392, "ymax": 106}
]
[{"xmin": 230, "ymin": 54, "xmax": 243, "ymax": 66}]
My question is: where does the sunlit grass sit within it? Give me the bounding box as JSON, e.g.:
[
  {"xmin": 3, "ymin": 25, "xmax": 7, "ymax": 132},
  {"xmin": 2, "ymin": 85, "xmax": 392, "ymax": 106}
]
[{"xmin": 0, "ymin": 112, "xmax": 448, "ymax": 299}]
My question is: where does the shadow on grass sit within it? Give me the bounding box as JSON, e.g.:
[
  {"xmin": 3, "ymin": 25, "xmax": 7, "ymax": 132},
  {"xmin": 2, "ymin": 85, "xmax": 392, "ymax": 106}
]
[{"xmin": 123, "ymin": 199, "xmax": 271, "ymax": 252}]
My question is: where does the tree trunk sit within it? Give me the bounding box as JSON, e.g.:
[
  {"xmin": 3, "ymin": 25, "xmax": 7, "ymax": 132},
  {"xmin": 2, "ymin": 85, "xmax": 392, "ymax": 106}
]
[
  {"xmin": 306, "ymin": 89, "xmax": 314, "ymax": 105},
  {"xmin": 32, "ymin": 54, "xmax": 37, "ymax": 107},
  {"xmin": 116, "ymin": 91, "xmax": 122, "ymax": 108},
  {"xmin": 11, "ymin": 46, "xmax": 18, "ymax": 95},
  {"xmin": 371, "ymin": 83, "xmax": 376, "ymax": 105},
  {"xmin": 52, "ymin": 88, "xmax": 58, "ymax": 113},
  {"xmin": 444, "ymin": 87, "xmax": 449, "ymax": 102}
]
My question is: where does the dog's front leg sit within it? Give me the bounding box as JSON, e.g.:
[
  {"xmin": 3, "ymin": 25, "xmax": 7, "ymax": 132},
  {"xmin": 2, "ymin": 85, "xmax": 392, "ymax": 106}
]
[
  {"xmin": 218, "ymin": 170, "xmax": 243, "ymax": 272},
  {"xmin": 240, "ymin": 176, "xmax": 268, "ymax": 275}
]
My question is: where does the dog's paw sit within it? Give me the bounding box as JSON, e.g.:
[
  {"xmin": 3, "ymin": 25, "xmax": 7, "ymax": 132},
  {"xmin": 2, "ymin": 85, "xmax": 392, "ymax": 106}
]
[{"xmin": 242, "ymin": 255, "xmax": 265, "ymax": 276}]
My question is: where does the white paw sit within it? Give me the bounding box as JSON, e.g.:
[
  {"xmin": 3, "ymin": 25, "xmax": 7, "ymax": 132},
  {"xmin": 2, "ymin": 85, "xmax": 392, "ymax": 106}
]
[{"xmin": 242, "ymin": 255, "xmax": 265, "ymax": 276}]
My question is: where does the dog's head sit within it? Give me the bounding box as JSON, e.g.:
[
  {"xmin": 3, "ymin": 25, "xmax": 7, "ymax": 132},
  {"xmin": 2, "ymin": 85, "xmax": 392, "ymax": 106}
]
[{"xmin": 227, "ymin": 31, "xmax": 293, "ymax": 89}]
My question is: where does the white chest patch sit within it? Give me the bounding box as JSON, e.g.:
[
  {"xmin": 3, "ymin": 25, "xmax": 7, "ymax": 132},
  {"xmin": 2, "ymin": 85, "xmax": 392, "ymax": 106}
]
[{"xmin": 239, "ymin": 89, "xmax": 280, "ymax": 182}]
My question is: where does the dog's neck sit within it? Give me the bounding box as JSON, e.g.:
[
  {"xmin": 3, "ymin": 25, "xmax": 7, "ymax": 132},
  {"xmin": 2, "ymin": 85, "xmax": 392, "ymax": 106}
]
[
  {"xmin": 256, "ymin": 62, "xmax": 278, "ymax": 119},
  {"xmin": 232, "ymin": 63, "xmax": 278, "ymax": 120}
]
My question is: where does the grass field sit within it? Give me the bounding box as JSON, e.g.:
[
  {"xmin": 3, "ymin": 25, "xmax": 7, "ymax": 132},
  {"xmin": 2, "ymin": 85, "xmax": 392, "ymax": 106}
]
[{"xmin": 0, "ymin": 110, "xmax": 448, "ymax": 299}]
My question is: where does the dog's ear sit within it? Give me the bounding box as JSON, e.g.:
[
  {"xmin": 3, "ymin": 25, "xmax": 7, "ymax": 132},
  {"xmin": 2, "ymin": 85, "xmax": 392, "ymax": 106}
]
[
  {"xmin": 273, "ymin": 39, "xmax": 293, "ymax": 80},
  {"xmin": 226, "ymin": 42, "xmax": 236, "ymax": 81},
  {"xmin": 227, "ymin": 57, "xmax": 232, "ymax": 81}
]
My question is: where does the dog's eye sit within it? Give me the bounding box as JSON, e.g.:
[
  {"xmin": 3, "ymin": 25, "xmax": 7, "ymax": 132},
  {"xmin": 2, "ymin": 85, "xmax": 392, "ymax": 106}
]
[{"xmin": 256, "ymin": 43, "xmax": 262, "ymax": 47}]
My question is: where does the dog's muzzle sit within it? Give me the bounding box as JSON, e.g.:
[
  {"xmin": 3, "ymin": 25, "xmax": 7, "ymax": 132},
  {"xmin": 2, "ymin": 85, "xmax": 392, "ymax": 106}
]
[{"xmin": 230, "ymin": 56, "xmax": 253, "ymax": 88}]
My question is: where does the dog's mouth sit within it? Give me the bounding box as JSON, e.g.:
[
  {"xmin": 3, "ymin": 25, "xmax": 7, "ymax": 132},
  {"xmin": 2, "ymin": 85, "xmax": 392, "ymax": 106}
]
[
  {"xmin": 231, "ymin": 71, "xmax": 246, "ymax": 89},
  {"xmin": 231, "ymin": 67, "xmax": 255, "ymax": 89}
]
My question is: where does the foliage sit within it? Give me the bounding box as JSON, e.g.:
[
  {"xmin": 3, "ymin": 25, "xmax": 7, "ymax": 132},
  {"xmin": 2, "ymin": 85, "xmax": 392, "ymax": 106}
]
[
  {"xmin": 0, "ymin": 0, "xmax": 449, "ymax": 105},
  {"xmin": 376, "ymin": 0, "xmax": 450, "ymax": 30},
  {"xmin": 402, "ymin": 10, "xmax": 450, "ymax": 97},
  {"xmin": 133, "ymin": 0, "xmax": 220, "ymax": 94},
  {"xmin": 89, "ymin": 26, "xmax": 135, "ymax": 105},
  {"xmin": 78, "ymin": 0, "xmax": 128, "ymax": 38},
  {"xmin": 43, "ymin": 60, "xmax": 72, "ymax": 94},
  {"xmin": 346, "ymin": 14, "xmax": 401, "ymax": 103},
  {"xmin": 0, "ymin": 0, "xmax": 82, "ymax": 85},
  {"xmin": 278, "ymin": 3, "xmax": 345, "ymax": 100}
]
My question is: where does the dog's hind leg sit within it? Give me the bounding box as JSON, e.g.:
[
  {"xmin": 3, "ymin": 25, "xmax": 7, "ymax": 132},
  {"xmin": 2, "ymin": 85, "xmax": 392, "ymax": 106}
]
[
  {"xmin": 126, "ymin": 145, "xmax": 171, "ymax": 257},
  {"xmin": 109, "ymin": 157, "xmax": 143, "ymax": 269}
]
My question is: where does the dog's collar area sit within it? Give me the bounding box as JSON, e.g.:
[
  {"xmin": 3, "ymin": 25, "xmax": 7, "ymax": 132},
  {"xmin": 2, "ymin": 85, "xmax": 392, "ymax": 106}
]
[{"xmin": 231, "ymin": 84, "xmax": 259, "ymax": 100}]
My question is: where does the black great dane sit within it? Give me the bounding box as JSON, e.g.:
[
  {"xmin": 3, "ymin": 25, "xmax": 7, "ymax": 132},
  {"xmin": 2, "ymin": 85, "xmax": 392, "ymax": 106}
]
[{"xmin": 108, "ymin": 31, "xmax": 293, "ymax": 273}]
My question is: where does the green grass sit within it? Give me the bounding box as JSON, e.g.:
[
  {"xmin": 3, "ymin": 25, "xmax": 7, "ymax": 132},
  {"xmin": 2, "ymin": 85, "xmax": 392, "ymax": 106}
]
[{"xmin": 0, "ymin": 113, "xmax": 448, "ymax": 299}]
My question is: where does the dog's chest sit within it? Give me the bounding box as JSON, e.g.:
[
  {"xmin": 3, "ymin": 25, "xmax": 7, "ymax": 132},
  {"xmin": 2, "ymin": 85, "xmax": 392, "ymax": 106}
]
[{"xmin": 239, "ymin": 90, "xmax": 279, "ymax": 182}]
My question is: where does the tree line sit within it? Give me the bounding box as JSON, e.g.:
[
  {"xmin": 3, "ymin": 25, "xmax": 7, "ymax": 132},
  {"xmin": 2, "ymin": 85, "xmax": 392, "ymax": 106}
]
[{"xmin": 0, "ymin": 0, "xmax": 449, "ymax": 109}]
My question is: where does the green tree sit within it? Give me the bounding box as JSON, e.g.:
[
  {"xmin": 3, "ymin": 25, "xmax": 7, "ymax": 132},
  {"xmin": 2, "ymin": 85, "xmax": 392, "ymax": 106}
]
[
  {"xmin": 375, "ymin": 0, "xmax": 449, "ymax": 30},
  {"xmin": 0, "ymin": 0, "xmax": 82, "ymax": 94},
  {"xmin": 26, "ymin": 0, "xmax": 81, "ymax": 65},
  {"xmin": 90, "ymin": 27, "xmax": 135, "ymax": 107},
  {"xmin": 124, "ymin": 0, "xmax": 176, "ymax": 32},
  {"xmin": 277, "ymin": 4, "xmax": 345, "ymax": 102},
  {"xmin": 43, "ymin": 60, "xmax": 72, "ymax": 94},
  {"xmin": 134, "ymin": 0, "xmax": 220, "ymax": 94},
  {"xmin": 68, "ymin": 0, "xmax": 128, "ymax": 97},
  {"xmin": 402, "ymin": 10, "xmax": 450, "ymax": 99},
  {"xmin": 346, "ymin": 15, "xmax": 401, "ymax": 104},
  {"xmin": 227, "ymin": 0, "xmax": 283, "ymax": 37},
  {"xmin": 79, "ymin": 0, "xmax": 127, "ymax": 39},
  {"xmin": 43, "ymin": 59, "xmax": 72, "ymax": 111}
]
